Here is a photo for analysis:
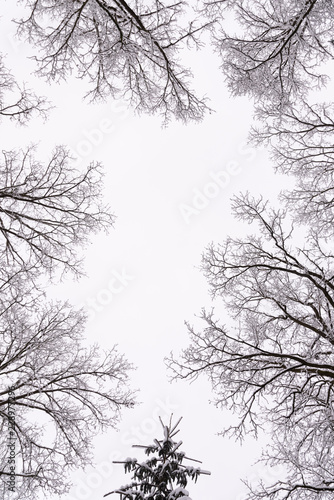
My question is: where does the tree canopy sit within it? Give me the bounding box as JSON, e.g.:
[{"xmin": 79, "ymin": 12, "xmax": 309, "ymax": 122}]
[
  {"xmin": 167, "ymin": 193, "xmax": 334, "ymax": 498},
  {"xmin": 0, "ymin": 288, "xmax": 135, "ymax": 499},
  {"xmin": 0, "ymin": 145, "xmax": 114, "ymax": 282},
  {"xmin": 251, "ymin": 99, "xmax": 334, "ymax": 236},
  {"xmin": 17, "ymin": 0, "xmax": 212, "ymax": 123},
  {"xmin": 203, "ymin": 0, "xmax": 334, "ymax": 113}
]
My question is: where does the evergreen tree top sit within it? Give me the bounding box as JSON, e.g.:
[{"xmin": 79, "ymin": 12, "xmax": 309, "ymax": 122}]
[{"xmin": 104, "ymin": 415, "xmax": 210, "ymax": 500}]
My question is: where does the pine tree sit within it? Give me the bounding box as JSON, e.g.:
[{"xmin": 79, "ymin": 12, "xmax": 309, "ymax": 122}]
[{"xmin": 104, "ymin": 416, "xmax": 210, "ymax": 500}]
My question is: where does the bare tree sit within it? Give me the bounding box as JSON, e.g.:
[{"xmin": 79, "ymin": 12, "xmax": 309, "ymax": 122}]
[
  {"xmin": 245, "ymin": 425, "xmax": 334, "ymax": 499},
  {"xmin": 17, "ymin": 0, "xmax": 212, "ymax": 124},
  {"xmin": 250, "ymin": 100, "xmax": 334, "ymax": 236},
  {"xmin": 0, "ymin": 145, "xmax": 114, "ymax": 282},
  {"xmin": 0, "ymin": 53, "xmax": 49, "ymax": 123},
  {"xmin": 167, "ymin": 193, "xmax": 334, "ymax": 499},
  {"xmin": 201, "ymin": 0, "xmax": 334, "ymax": 111},
  {"xmin": 0, "ymin": 288, "xmax": 135, "ymax": 499}
]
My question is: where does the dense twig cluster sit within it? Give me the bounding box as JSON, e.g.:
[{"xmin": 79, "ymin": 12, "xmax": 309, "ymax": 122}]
[
  {"xmin": 203, "ymin": 0, "xmax": 334, "ymax": 112},
  {"xmin": 18, "ymin": 0, "xmax": 212, "ymax": 124}
]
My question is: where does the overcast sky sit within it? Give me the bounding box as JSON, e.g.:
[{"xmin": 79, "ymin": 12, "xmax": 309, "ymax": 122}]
[{"xmin": 1, "ymin": 5, "xmax": 296, "ymax": 500}]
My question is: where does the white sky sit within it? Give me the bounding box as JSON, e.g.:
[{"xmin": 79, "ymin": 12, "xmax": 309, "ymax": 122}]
[{"xmin": 0, "ymin": 4, "xmax": 301, "ymax": 500}]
